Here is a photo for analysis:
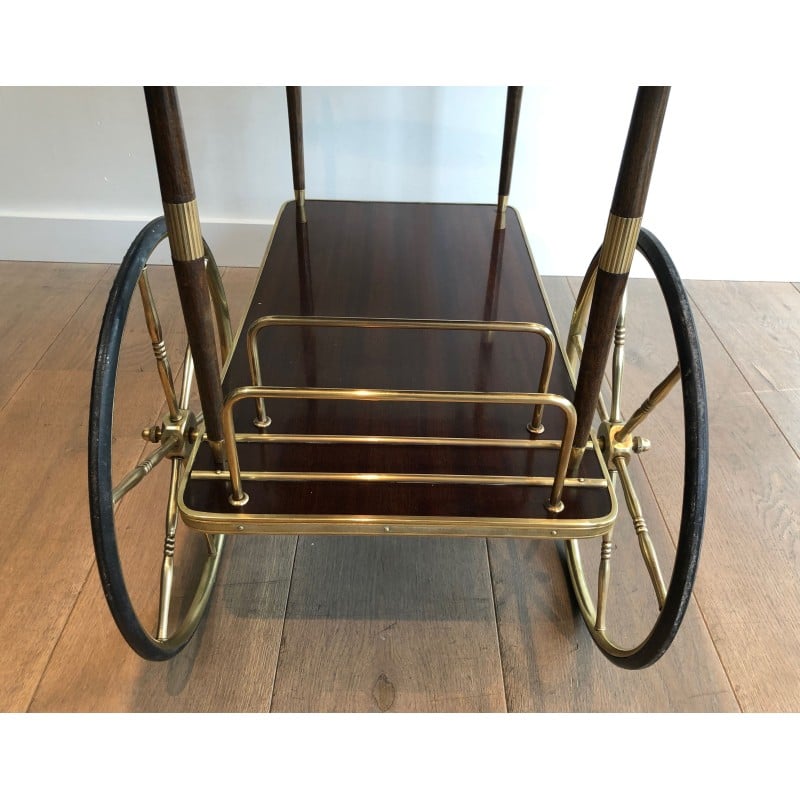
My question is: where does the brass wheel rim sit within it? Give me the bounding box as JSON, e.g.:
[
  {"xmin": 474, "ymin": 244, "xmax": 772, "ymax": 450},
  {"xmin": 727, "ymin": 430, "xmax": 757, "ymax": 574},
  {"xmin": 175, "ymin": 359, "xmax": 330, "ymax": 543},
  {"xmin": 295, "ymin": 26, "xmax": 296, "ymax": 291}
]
[{"xmin": 563, "ymin": 229, "xmax": 707, "ymax": 667}]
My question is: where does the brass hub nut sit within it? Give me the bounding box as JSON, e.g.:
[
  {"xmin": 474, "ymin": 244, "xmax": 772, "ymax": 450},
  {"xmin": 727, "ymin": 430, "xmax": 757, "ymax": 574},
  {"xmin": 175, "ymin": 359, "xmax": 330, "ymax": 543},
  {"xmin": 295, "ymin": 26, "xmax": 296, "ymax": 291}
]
[
  {"xmin": 142, "ymin": 425, "xmax": 163, "ymax": 443},
  {"xmin": 597, "ymin": 420, "xmax": 635, "ymax": 467},
  {"xmin": 161, "ymin": 409, "xmax": 198, "ymax": 459}
]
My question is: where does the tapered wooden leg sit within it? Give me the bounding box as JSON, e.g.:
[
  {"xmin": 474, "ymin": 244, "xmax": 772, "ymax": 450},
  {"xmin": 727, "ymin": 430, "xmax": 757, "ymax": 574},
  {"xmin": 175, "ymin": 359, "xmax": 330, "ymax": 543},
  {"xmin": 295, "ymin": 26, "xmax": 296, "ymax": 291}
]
[
  {"xmin": 287, "ymin": 86, "xmax": 306, "ymax": 221},
  {"xmin": 497, "ymin": 86, "xmax": 523, "ymax": 228},
  {"xmin": 570, "ymin": 87, "xmax": 670, "ymax": 472},
  {"xmin": 143, "ymin": 86, "xmax": 226, "ymax": 462}
]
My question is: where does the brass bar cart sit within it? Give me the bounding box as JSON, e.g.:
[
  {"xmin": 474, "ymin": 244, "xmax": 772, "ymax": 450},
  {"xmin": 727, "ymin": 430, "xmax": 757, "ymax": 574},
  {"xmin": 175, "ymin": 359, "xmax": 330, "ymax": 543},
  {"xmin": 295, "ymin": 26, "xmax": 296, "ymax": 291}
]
[{"xmin": 89, "ymin": 86, "xmax": 707, "ymax": 669}]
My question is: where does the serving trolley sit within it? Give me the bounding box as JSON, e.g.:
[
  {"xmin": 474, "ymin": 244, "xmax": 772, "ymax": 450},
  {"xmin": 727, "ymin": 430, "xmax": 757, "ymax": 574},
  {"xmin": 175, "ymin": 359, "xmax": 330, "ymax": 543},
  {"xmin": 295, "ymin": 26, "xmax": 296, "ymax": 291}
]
[{"xmin": 89, "ymin": 87, "xmax": 707, "ymax": 669}]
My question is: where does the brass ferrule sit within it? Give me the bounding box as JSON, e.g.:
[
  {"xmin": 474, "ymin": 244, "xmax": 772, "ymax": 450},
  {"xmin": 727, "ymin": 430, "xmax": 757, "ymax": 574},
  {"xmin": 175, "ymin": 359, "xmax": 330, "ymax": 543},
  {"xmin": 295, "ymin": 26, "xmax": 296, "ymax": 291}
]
[
  {"xmin": 164, "ymin": 200, "xmax": 204, "ymax": 261},
  {"xmin": 295, "ymin": 189, "xmax": 307, "ymax": 222},
  {"xmin": 208, "ymin": 439, "xmax": 226, "ymax": 466},
  {"xmin": 569, "ymin": 445, "xmax": 586, "ymax": 475},
  {"xmin": 496, "ymin": 195, "xmax": 509, "ymax": 229},
  {"xmin": 598, "ymin": 213, "xmax": 641, "ymax": 275}
]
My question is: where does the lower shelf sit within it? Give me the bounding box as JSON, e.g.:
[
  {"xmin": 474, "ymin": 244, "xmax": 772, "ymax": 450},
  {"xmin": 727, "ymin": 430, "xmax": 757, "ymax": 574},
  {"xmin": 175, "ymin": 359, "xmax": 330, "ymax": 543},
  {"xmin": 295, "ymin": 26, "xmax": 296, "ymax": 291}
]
[{"xmin": 179, "ymin": 199, "xmax": 617, "ymax": 538}]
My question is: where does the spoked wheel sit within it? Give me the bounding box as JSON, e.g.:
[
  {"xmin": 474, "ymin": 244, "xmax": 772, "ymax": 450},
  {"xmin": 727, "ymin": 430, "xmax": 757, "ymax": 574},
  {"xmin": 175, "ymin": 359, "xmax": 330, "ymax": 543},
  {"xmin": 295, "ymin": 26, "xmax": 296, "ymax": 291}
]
[
  {"xmin": 89, "ymin": 217, "xmax": 233, "ymax": 660},
  {"xmin": 564, "ymin": 228, "xmax": 708, "ymax": 669}
]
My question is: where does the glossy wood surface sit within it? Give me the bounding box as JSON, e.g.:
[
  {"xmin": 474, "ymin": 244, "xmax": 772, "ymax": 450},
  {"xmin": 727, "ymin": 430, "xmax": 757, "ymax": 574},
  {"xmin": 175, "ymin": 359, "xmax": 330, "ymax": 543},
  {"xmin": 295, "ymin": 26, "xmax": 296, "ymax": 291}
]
[{"xmin": 183, "ymin": 200, "xmax": 612, "ymax": 525}]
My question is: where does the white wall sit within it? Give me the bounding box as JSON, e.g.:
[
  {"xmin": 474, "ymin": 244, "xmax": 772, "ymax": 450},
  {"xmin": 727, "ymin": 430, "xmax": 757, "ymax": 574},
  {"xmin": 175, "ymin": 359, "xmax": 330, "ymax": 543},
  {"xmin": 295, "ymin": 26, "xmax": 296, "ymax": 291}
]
[{"xmin": 0, "ymin": 85, "xmax": 796, "ymax": 280}]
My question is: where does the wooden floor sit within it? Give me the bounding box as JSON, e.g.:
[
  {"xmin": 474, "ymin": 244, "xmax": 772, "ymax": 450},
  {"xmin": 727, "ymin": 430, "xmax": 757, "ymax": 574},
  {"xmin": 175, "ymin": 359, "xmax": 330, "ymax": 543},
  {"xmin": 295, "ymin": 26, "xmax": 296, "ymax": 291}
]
[{"xmin": 2, "ymin": 259, "xmax": 799, "ymax": 713}]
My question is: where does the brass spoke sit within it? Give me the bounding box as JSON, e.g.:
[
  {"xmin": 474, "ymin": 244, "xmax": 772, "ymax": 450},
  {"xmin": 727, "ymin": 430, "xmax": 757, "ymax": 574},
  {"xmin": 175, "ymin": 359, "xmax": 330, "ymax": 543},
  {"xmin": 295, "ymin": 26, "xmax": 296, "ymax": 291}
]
[
  {"xmin": 112, "ymin": 433, "xmax": 179, "ymax": 504},
  {"xmin": 204, "ymin": 252, "xmax": 233, "ymax": 363},
  {"xmin": 595, "ymin": 531, "xmax": 614, "ymax": 632},
  {"xmin": 618, "ymin": 363, "xmax": 680, "ymax": 440},
  {"xmin": 610, "ymin": 292, "xmax": 627, "ymax": 424},
  {"xmin": 565, "ymin": 262, "xmax": 613, "ymax": 425},
  {"xmin": 138, "ymin": 266, "xmax": 180, "ymax": 421},
  {"xmin": 157, "ymin": 458, "xmax": 181, "ymax": 640},
  {"xmin": 179, "ymin": 346, "xmax": 194, "ymax": 410},
  {"xmin": 248, "ymin": 333, "xmax": 271, "ymax": 429},
  {"xmin": 615, "ymin": 457, "xmax": 668, "ymax": 609}
]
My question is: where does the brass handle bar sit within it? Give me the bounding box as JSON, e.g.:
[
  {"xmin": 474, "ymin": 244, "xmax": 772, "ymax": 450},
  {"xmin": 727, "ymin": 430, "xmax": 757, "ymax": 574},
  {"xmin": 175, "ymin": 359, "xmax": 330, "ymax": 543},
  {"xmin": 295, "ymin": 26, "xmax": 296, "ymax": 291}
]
[
  {"xmin": 231, "ymin": 432, "xmax": 578, "ymax": 449},
  {"xmin": 221, "ymin": 386, "xmax": 576, "ymax": 513},
  {"xmin": 193, "ymin": 469, "xmax": 606, "ymax": 489},
  {"xmin": 246, "ymin": 314, "xmax": 556, "ymax": 433}
]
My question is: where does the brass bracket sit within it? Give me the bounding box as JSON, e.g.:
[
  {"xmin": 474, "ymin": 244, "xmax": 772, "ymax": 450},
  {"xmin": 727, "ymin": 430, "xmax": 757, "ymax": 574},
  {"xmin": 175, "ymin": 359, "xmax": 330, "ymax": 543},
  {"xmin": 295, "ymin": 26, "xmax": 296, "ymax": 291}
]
[
  {"xmin": 142, "ymin": 409, "xmax": 198, "ymax": 461},
  {"xmin": 597, "ymin": 420, "xmax": 650, "ymax": 469}
]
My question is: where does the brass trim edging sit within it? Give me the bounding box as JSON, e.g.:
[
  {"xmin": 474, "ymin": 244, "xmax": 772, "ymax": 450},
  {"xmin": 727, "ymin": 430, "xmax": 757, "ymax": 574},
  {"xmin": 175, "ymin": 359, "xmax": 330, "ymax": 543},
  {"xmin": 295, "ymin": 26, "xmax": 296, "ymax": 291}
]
[
  {"xmin": 164, "ymin": 199, "xmax": 204, "ymax": 261},
  {"xmin": 177, "ymin": 497, "xmax": 618, "ymax": 540},
  {"xmin": 598, "ymin": 213, "xmax": 642, "ymax": 275}
]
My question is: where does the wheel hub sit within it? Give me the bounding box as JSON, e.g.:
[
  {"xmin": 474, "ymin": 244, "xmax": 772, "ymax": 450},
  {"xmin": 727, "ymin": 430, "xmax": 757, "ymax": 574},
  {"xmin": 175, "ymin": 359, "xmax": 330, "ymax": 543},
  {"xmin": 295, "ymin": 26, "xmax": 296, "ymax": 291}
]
[
  {"xmin": 142, "ymin": 409, "xmax": 198, "ymax": 459},
  {"xmin": 597, "ymin": 420, "xmax": 650, "ymax": 469}
]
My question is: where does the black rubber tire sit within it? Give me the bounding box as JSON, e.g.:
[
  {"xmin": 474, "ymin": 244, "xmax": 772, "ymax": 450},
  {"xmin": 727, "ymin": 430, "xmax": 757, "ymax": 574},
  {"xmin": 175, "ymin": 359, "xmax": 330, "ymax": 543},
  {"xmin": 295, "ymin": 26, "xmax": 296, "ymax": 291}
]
[
  {"xmin": 89, "ymin": 217, "xmax": 224, "ymax": 660},
  {"xmin": 566, "ymin": 227, "xmax": 708, "ymax": 669}
]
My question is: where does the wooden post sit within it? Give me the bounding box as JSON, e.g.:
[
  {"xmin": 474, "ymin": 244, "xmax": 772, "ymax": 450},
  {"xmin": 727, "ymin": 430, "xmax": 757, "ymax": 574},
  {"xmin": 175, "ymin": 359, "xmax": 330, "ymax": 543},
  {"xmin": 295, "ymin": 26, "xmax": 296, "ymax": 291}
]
[
  {"xmin": 286, "ymin": 86, "xmax": 306, "ymax": 220},
  {"xmin": 497, "ymin": 86, "xmax": 523, "ymax": 228},
  {"xmin": 570, "ymin": 86, "xmax": 670, "ymax": 472},
  {"xmin": 143, "ymin": 86, "xmax": 226, "ymax": 462}
]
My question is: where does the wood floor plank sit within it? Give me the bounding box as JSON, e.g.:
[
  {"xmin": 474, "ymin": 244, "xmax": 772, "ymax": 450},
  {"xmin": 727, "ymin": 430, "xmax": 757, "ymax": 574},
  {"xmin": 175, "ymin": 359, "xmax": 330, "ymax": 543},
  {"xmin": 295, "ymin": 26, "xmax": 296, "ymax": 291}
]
[
  {"xmin": 36, "ymin": 264, "xmax": 188, "ymax": 374},
  {"xmin": 1, "ymin": 260, "xmax": 291, "ymax": 712},
  {"xmin": 0, "ymin": 261, "xmax": 107, "ymax": 409},
  {"xmin": 754, "ymin": 388, "xmax": 800, "ymax": 459},
  {"xmin": 687, "ymin": 281, "xmax": 800, "ymax": 393},
  {"xmin": 270, "ymin": 535, "xmax": 506, "ymax": 712},
  {"xmin": 687, "ymin": 281, "xmax": 800, "ymax": 460},
  {"xmin": 29, "ymin": 529, "xmax": 297, "ymax": 712},
  {"xmin": 678, "ymin": 280, "xmax": 800, "ymax": 711},
  {"xmin": 488, "ymin": 276, "xmax": 737, "ymax": 711},
  {"xmin": 0, "ymin": 370, "xmax": 138, "ymax": 711}
]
